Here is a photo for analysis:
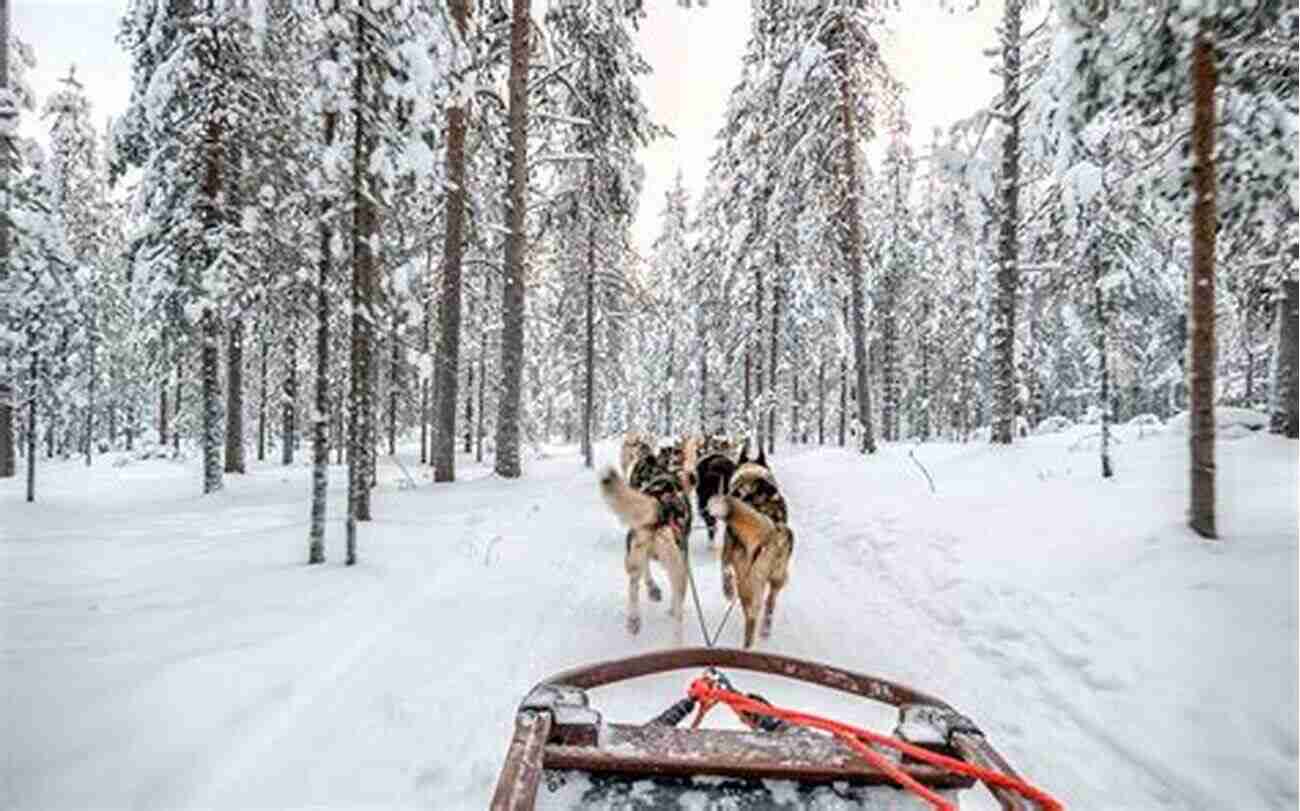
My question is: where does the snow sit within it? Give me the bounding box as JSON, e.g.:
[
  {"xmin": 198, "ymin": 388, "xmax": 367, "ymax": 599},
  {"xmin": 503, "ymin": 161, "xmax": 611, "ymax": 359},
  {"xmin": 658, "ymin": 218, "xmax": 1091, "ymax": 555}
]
[
  {"xmin": 2, "ymin": 427, "xmax": 1296, "ymax": 810},
  {"xmin": 1166, "ymin": 406, "xmax": 1270, "ymax": 438},
  {"xmin": 1035, "ymin": 415, "xmax": 1073, "ymax": 435}
]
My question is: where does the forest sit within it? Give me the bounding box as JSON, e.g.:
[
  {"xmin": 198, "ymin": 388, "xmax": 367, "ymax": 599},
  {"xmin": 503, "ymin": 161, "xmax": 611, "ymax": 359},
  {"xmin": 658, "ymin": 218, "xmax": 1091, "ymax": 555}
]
[{"xmin": 1, "ymin": 0, "xmax": 1296, "ymax": 546}]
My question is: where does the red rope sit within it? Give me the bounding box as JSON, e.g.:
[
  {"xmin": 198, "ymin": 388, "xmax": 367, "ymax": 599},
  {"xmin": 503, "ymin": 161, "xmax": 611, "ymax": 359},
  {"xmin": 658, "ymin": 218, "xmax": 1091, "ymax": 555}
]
[{"xmin": 687, "ymin": 678, "xmax": 1064, "ymax": 811}]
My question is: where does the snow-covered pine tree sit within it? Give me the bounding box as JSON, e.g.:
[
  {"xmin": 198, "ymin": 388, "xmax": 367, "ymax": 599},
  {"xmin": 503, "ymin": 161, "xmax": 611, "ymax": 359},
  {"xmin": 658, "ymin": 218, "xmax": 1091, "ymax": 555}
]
[
  {"xmin": 116, "ymin": 0, "xmax": 259, "ymax": 493},
  {"xmin": 43, "ymin": 68, "xmax": 107, "ymax": 467},
  {"xmin": 1054, "ymin": 0, "xmax": 1298, "ymax": 537}
]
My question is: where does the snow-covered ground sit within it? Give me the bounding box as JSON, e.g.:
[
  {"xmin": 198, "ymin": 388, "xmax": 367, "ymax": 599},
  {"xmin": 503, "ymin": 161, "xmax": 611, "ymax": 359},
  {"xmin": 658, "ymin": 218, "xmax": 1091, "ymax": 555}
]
[{"xmin": 3, "ymin": 425, "xmax": 1296, "ymax": 810}]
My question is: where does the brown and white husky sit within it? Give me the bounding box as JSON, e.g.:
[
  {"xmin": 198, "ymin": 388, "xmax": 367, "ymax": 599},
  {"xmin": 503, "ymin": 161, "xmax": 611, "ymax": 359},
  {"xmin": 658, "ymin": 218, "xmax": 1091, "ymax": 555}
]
[
  {"xmin": 599, "ymin": 466, "xmax": 693, "ymax": 645},
  {"xmin": 707, "ymin": 493, "xmax": 794, "ymax": 649}
]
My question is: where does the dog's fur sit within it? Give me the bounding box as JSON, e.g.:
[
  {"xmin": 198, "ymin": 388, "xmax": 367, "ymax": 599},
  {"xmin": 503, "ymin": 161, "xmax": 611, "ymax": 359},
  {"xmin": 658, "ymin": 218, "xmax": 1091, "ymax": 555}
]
[
  {"xmin": 727, "ymin": 444, "xmax": 789, "ymax": 527},
  {"xmin": 694, "ymin": 451, "xmax": 737, "ymax": 543},
  {"xmin": 708, "ymin": 494, "xmax": 793, "ymax": 648},
  {"xmin": 620, "ymin": 432, "xmax": 655, "ymax": 479},
  {"xmin": 599, "ymin": 465, "xmax": 692, "ymax": 644},
  {"xmin": 680, "ymin": 434, "xmax": 704, "ymax": 478}
]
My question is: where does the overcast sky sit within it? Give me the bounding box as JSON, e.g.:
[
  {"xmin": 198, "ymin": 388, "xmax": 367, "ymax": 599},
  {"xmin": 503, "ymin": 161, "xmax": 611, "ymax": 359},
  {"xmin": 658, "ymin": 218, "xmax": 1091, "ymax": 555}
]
[{"xmin": 13, "ymin": 0, "xmax": 1002, "ymax": 256}]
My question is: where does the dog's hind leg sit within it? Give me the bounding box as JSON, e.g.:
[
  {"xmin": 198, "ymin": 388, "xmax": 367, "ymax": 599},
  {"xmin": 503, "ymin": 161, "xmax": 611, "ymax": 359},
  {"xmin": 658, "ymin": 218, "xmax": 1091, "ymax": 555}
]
[
  {"xmin": 625, "ymin": 536, "xmax": 648, "ymax": 635},
  {"xmin": 665, "ymin": 544, "xmax": 688, "ymax": 647},
  {"xmin": 738, "ymin": 582, "xmax": 759, "ymax": 649},
  {"xmin": 720, "ymin": 532, "xmax": 736, "ymax": 600},
  {"xmin": 761, "ymin": 579, "xmax": 784, "ymax": 640},
  {"xmin": 643, "ymin": 567, "xmax": 662, "ymax": 602}
]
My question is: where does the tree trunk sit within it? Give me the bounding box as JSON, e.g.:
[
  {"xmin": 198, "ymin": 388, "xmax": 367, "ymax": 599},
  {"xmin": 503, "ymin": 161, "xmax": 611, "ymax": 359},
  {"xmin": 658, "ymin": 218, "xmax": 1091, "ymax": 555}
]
[
  {"xmin": 817, "ymin": 359, "xmax": 825, "ymax": 445},
  {"xmin": 348, "ymin": 11, "xmax": 375, "ymax": 541},
  {"xmin": 835, "ymin": 49, "xmax": 875, "ymax": 454},
  {"xmin": 85, "ymin": 328, "xmax": 95, "ymax": 467},
  {"xmin": 464, "ymin": 365, "xmax": 474, "ymax": 454},
  {"xmin": 493, "ymin": 0, "xmax": 531, "ymax": 479},
  {"xmin": 475, "ymin": 326, "xmax": 486, "ymax": 463},
  {"xmin": 768, "ymin": 276, "xmax": 779, "ymax": 455},
  {"xmin": 881, "ymin": 275, "xmax": 898, "ymax": 443},
  {"xmin": 1270, "ymin": 279, "xmax": 1298, "ymax": 438},
  {"xmin": 0, "ymin": 1, "xmax": 13, "ymax": 480},
  {"xmin": 838, "ymin": 355, "xmax": 847, "ymax": 447},
  {"xmin": 583, "ymin": 214, "xmax": 596, "ymax": 468},
  {"xmin": 201, "ymin": 309, "xmax": 224, "ymax": 493},
  {"xmin": 388, "ymin": 321, "xmax": 399, "ymax": 457},
  {"xmin": 257, "ymin": 331, "xmax": 267, "ymax": 461},
  {"xmin": 0, "ymin": 382, "xmax": 11, "ymax": 478},
  {"xmin": 224, "ymin": 317, "xmax": 245, "ymax": 473},
  {"xmin": 754, "ymin": 265, "xmax": 764, "ymax": 452},
  {"xmin": 198, "ymin": 6, "xmax": 226, "ymax": 492},
  {"xmin": 160, "ymin": 372, "xmax": 169, "ymax": 447},
  {"xmin": 699, "ymin": 333, "xmax": 708, "ymax": 434},
  {"xmin": 791, "ymin": 370, "xmax": 800, "ymax": 444},
  {"xmin": 26, "ymin": 345, "xmax": 37, "ymax": 502},
  {"xmin": 173, "ymin": 353, "xmax": 183, "ymax": 454},
  {"xmin": 1188, "ymin": 26, "xmax": 1217, "ymax": 539},
  {"xmin": 283, "ymin": 319, "xmax": 297, "ymax": 465},
  {"xmin": 1092, "ymin": 236, "xmax": 1113, "ymax": 479},
  {"xmin": 308, "ymin": 95, "xmax": 335, "ymax": 566},
  {"xmin": 420, "ymin": 377, "xmax": 429, "ymax": 463},
  {"xmin": 744, "ymin": 350, "xmax": 752, "ymax": 428},
  {"xmin": 433, "ymin": 0, "xmax": 471, "ymax": 483},
  {"xmin": 991, "ymin": 0, "xmax": 1022, "ymax": 445}
]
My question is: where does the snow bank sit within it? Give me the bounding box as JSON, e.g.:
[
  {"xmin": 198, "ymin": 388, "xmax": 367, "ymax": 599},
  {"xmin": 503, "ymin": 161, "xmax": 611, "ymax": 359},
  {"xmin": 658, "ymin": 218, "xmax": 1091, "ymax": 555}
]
[
  {"xmin": 1166, "ymin": 407, "xmax": 1270, "ymax": 439},
  {"xmin": 1126, "ymin": 413, "xmax": 1163, "ymax": 427}
]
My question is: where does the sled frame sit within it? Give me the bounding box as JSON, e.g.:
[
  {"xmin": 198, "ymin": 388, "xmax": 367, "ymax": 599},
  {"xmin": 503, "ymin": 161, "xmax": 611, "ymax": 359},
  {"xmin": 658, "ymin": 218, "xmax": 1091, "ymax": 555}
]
[{"xmin": 490, "ymin": 647, "xmax": 1035, "ymax": 810}]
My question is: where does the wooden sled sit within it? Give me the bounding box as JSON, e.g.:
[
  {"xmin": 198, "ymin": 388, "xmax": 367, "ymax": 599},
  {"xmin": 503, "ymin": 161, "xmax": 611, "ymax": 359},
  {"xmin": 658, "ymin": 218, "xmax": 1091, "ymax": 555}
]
[{"xmin": 491, "ymin": 647, "xmax": 1054, "ymax": 810}]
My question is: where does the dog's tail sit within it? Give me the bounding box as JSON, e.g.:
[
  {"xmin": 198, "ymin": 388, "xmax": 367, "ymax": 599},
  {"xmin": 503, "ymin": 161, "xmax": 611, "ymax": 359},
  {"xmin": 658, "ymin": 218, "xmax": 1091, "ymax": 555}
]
[
  {"xmin": 709, "ymin": 494, "xmax": 775, "ymax": 535},
  {"xmin": 599, "ymin": 467, "xmax": 660, "ymax": 529}
]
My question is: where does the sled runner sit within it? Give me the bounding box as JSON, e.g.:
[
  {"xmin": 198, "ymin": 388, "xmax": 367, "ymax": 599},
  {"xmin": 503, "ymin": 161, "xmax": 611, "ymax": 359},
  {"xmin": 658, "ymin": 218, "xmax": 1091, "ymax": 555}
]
[{"xmin": 490, "ymin": 648, "xmax": 1060, "ymax": 810}]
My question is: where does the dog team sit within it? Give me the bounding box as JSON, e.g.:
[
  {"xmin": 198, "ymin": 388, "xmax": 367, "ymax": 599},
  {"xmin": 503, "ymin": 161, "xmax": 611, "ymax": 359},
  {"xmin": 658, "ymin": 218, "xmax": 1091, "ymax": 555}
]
[{"xmin": 598, "ymin": 432, "xmax": 794, "ymax": 649}]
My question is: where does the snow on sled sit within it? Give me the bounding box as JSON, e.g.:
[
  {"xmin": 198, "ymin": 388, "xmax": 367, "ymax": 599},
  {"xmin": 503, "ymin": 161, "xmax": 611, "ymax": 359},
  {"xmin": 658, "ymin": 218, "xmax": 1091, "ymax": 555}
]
[{"xmin": 491, "ymin": 648, "xmax": 1061, "ymax": 810}]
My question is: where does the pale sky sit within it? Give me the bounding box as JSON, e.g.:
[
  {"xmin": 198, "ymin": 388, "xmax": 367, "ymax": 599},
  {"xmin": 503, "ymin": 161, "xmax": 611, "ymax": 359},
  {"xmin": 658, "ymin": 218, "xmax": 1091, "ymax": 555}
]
[{"xmin": 13, "ymin": 0, "xmax": 1003, "ymax": 255}]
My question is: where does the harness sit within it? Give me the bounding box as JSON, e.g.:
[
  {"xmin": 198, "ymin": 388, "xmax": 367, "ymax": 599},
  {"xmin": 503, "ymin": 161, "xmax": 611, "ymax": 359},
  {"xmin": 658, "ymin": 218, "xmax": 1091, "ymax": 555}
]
[{"xmin": 729, "ymin": 471, "xmax": 789, "ymax": 528}]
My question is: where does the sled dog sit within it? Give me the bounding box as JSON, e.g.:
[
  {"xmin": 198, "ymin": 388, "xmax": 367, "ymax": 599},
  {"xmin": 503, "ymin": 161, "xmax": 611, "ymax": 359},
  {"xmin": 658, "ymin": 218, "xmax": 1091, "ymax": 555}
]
[
  {"xmin": 708, "ymin": 493, "xmax": 793, "ymax": 649},
  {"xmin": 599, "ymin": 459, "xmax": 694, "ymax": 645},
  {"xmin": 694, "ymin": 449, "xmax": 738, "ymax": 542}
]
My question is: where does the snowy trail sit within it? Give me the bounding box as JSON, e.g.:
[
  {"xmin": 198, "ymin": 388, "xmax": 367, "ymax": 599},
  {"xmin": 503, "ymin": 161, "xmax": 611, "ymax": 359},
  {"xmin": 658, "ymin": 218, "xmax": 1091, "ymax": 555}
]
[{"xmin": 4, "ymin": 429, "xmax": 1296, "ymax": 810}]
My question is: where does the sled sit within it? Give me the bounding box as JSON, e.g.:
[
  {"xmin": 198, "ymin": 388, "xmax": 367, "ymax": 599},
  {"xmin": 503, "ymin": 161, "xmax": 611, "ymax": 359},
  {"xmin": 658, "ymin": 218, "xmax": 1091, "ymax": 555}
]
[{"xmin": 490, "ymin": 647, "xmax": 1057, "ymax": 810}]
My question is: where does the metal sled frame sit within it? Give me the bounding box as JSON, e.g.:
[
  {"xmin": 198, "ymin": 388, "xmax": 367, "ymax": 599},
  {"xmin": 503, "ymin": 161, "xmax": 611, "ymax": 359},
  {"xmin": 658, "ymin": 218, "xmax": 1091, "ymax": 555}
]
[{"xmin": 490, "ymin": 647, "xmax": 1037, "ymax": 810}]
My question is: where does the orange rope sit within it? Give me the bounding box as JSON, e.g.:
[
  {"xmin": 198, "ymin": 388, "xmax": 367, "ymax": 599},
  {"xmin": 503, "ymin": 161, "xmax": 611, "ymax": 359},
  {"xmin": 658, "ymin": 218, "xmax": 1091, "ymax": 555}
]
[{"xmin": 686, "ymin": 678, "xmax": 1064, "ymax": 811}]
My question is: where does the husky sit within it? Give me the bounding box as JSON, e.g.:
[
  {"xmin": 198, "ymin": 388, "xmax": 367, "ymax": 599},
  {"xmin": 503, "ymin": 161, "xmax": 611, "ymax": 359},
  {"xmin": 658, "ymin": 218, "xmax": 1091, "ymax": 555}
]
[
  {"xmin": 707, "ymin": 493, "xmax": 794, "ymax": 648},
  {"xmin": 599, "ymin": 460, "xmax": 695, "ymax": 644}
]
